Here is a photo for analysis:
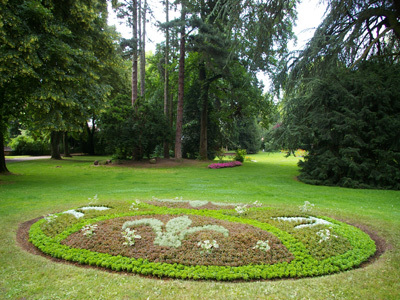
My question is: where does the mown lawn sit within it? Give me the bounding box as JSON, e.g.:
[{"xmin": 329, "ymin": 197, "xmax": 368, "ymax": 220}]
[{"xmin": 0, "ymin": 152, "xmax": 399, "ymax": 299}]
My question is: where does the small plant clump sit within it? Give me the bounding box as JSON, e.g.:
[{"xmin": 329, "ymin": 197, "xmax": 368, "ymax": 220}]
[
  {"xmin": 198, "ymin": 240, "xmax": 219, "ymax": 254},
  {"xmin": 253, "ymin": 240, "xmax": 270, "ymax": 252},
  {"xmin": 29, "ymin": 199, "xmax": 376, "ymax": 281},
  {"xmin": 129, "ymin": 200, "xmax": 141, "ymax": 211},
  {"xmin": 122, "ymin": 228, "xmax": 141, "ymax": 246},
  {"xmin": 316, "ymin": 228, "xmax": 337, "ymax": 243},
  {"xmin": 81, "ymin": 224, "xmax": 98, "ymax": 238},
  {"xmin": 235, "ymin": 204, "xmax": 248, "ymax": 214},
  {"xmin": 299, "ymin": 201, "xmax": 315, "ymax": 213},
  {"xmin": 44, "ymin": 214, "xmax": 58, "ymax": 223}
]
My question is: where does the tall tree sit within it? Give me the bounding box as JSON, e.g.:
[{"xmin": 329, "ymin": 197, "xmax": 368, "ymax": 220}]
[
  {"xmin": 132, "ymin": 0, "xmax": 138, "ymax": 106},
  {"xmin": 0, "ymin": 0, "xmax": 57, "ymax": 169},
  {"xmin": 274, "ymin": 0, "xmax": 400, "ymax": 190},
  {"xmin": 286, "ymin": 0, "xmax": 399, "ymax": 86},
  {"xmin": 113, "ymin": 0, "xmax": 140, "ymax": 106},
  {"xmin": 186, "ymin": 0, "xmax": 297, "ymax": 159},
  {"xmin": 163, "ymin": 0, "xmax": 171, "ymax": 158},
  {"xmin": 139, "ymin": 0, "xmax": 147, "ymax": 98},
  {"xmin": 175, "ymin": 2, "xmax": 186, "ymax": 159}
]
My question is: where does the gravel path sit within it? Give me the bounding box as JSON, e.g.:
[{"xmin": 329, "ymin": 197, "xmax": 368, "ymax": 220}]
[{"xmin": 5, "ymin": 156, "xmax": 51, "ymax": 163}]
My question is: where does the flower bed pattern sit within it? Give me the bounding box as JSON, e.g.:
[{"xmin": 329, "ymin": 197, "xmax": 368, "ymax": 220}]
[
  {"xmin": 29, "ymin": 200, "xmax": 376, "ymax": 281},
  {"xmin": 208, "ymin": 161, "xmax": 242, "ymax": 169}
]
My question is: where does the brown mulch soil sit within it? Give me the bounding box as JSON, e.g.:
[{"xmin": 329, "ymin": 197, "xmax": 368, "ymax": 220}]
[
  {"xmin": 61, "ymin": 215, "xmax": 293, "ymax": 267},
  {"xmin": 109, "ymin": 158, "xmax": 209, "ymax": 168},
  {"xmin": 16, "ymin": 216, "xmax": 389, "ymax": 278}
]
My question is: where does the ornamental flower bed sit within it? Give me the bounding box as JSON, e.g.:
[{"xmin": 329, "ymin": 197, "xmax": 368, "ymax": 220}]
[
  {"xmin": 208, "ymin": 161, "xmax": 242, "ymax": 169},
  {"xmin": 29, "ymin": 199, "xmax": 376, "ymax": 281}
]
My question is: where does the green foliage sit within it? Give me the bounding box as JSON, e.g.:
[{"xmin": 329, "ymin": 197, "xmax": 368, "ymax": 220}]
[
  {"xmin": 237, "ymin": 117, "xmax": 262, "ymax": 154},
  {"xmin": 29, "ymin": 202, "xmax": 376, "ymax": 281},
  {"xmin": 98, "ymin": 96, "xmax": 171, "ymax": 160},
  {"xmin": 234, "ymin": 149, "xmax": 247, "ymax": 163},
  {"xmin": 9, "ymin": 132, "xmax": 49, "ymax": 156},
  {"xmin": 276, "ymin": 61, "xmax": 400, "ymax": 190}
]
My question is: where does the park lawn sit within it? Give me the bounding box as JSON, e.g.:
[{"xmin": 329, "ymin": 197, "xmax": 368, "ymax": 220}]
[{"xmin": 0, "ymin": 152, "xmax": 399, "ymax": 300}]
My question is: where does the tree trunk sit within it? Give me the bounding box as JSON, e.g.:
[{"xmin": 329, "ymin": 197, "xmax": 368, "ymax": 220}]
[
  {"xmin": 63, "ymin": 131, "xmax": 72, "ymax": 157},
  {"xmin": 140, "ymin": 0, "xmax": 146, "ymax": 98},
  {"xmin": 86, "ymin": 121, "xmax": 95, "ymax": 155},
  {"xmin": 163, "ymin": 0, "xmax": 170, "ymax": 159},
  {"xmin": 199, "ymin": 62, "xmax": 209, "ymax": 160},
  {"xmin": 50, "ymin": 131, "xmax": 62, "ymax": 160},
  {"xmin": 0, "ymin": 129, "xmax": 10, "ymax": 174},
  {"xmin": 131, "ymin": 0, "xmax": 138, "ymax": 107},
  {"xmin": 175, "ymin": 3, "xmax": 186, "ymax": 159}
]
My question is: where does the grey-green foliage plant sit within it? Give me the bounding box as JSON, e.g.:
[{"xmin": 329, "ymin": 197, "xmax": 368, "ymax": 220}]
[{"xmin": 122, "ymin": 215, "xmax": 229, "ymax": 248}]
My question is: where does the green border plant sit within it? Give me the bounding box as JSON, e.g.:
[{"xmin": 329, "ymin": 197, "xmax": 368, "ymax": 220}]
[{"xmin": 29, "ymin": 203, "xmax": 376, "ymax": 281}]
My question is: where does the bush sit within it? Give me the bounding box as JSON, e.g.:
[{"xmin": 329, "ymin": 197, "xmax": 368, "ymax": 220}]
[
  {"xmin": 98, "ymin": 96, "xmax": 171, "ymax": 160},
  {"xmin": 9, "ymin": 133, "xmax": 49, "ymax": 155},
  {"xmin": 234, "ymin": 149, "xmax": 247, "ymax": 163}
]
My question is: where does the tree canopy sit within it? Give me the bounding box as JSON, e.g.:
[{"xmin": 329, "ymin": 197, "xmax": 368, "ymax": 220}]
[{"xmin": 273, "ymin": 0, "xmax": 400, "ymax": 190}]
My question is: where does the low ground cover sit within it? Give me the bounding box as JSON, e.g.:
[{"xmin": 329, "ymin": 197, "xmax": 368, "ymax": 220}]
[
  {"xmin": 29, "ymin": 200, "xmax": 375, "ymax": 280},
  {"xmin": 1, "ymin": 153, "xmax": 399, "ymax": 299}
]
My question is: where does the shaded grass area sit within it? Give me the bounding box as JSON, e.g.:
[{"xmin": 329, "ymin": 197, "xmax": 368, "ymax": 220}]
[{"xmin": 1, "ymin": 153, "xmax": 399, "ymax": 299}]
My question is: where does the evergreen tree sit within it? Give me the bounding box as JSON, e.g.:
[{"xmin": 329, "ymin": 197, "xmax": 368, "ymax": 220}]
[
  {"xmin": 276, "ymin": 61, "xmax": 400, "ymax": 189},
  {"xmin": 274, "ymin": 0, "xmax": 400, "ymax": 190}
]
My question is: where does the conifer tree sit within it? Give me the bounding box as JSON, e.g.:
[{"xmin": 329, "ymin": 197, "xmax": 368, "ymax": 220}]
[{"xmin": 275, "ymin": 0, "xmax": 400, "ymax": 189}]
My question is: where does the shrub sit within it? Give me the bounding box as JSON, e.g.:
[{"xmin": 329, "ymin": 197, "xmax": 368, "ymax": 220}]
[
  {"xmin": 99, "ymin": 97, "xmax": 171, "ymax": 160},
  {"xmin": 9, "ymin": 133, "xmax": 49, "ymax": 155},
  {"xmin": 234, "ymin": 149, "xmax": 247, "ymax": 162}
]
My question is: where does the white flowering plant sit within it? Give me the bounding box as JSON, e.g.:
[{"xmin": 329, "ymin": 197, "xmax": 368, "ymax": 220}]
[
  {"xmin": 316, "ymin": 229, "xmax": 338, "ymax": 243},
  {"xmin": 253, "ymin": 201, "xmax": 262, "ymax": 207},
  {"xmin": 88, "ymin": 194, "xmax": 99, "ymax": 204},
  {"xmin": 81, "ymin": 224, "xmax": 98, "ymax": 238},
  {"xmin": 299, "ymin": 201, "xmax": 315, "ymax": 213},
  {"xmin": 197, "ymin": 240, "xmax": 219, "ymax": 254},
  {"xmin": 235, "ymin": 204, "xmax": 248, "ymax": 214},
  {"xmin": 44, "ymin": 214, "xmax": 58, "ymax": 223},
  {"xmin": 130, "ymin": 199, "xmax": 142, "ymax": 211},
  {"xmin": 122, "ymin": 228, "xmax": 142, "ymax": 246},
  {"xmin": 252, "ymin": 240, "xmax": 270, "ymax": 252}
]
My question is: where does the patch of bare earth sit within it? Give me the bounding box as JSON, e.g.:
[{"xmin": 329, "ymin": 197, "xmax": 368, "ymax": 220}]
[{"xmin": 110, "ymin": 158, "xmax": 209, "ymax": 168}]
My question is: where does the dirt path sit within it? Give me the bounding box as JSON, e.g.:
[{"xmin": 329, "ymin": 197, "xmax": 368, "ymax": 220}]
[{"xmin": 5, "ymin": 156, "xmax": 51, "ymax": 163}]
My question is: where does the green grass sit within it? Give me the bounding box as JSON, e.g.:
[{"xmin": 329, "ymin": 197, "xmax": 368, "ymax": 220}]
[{"xmin": 1, "ymin": 153, "xmax": 399, "ymax": 299}]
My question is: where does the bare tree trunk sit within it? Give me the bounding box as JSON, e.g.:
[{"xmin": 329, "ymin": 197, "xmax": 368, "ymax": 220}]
[
  {"xmin": 131, "ymin": 0, "xmax": 138, "ymax": 107},
  {"xmin": 63, "ymin": 131, "xmax": 72, "ymax": 157},
  {"xmin": 50, "ymin": 131, "xmax": 62, "ymax": 160},
  {"xmin": 86, "ymin": 120, "xmax": 96, "ymax": 155},
  {"xmin": 163, "ymin": 0, "xmax": 170, "ymax": 159},
  {"xmin": 199, "ymin": 62, "xmax": 208, "ymax": 160},
  {"xmin": 0, "ymin": 129, "xmax": 9, "ymax": 173},
  {"xmin": 140, "ymin": 0, "xmax": 146, "ymax": 98},
  {"xmin": 175, "ymin": 3, "xmax": 186, "ymax": 159}
]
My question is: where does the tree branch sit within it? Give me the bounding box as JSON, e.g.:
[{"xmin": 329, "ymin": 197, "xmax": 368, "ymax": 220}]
[{"xmin": 350, "ymin": 26, "xmax": 393, "ymax": 68}]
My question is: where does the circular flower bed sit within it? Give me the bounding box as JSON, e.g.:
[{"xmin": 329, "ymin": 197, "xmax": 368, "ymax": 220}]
[{"xmin": 29, "ymin": 199, "xmax": 376, "ymax": 281}]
